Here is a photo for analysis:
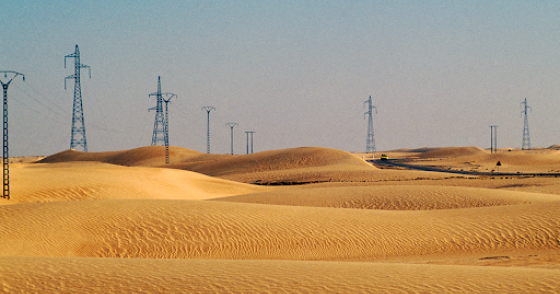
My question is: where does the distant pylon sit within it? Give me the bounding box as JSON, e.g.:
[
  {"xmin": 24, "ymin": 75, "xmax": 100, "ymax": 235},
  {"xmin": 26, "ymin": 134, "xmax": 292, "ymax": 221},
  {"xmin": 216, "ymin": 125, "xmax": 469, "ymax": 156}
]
[
  {"xmin": 149, "ymin": 76, "xmax": 166, "ymax": 146},
  {"xmin": 202, "ymin": 106, "xmax": 215, "ymax": 154},
  {"xmin": 65, "ymin": 45, "xmax": 91, "ymax": 152},
  {"xmin": 245, "ymin": 131, "xmax": 255, "ymax": 154},
  {"xmin": 490, "ymin": 125, "xmax": 498, "ymax": 153},
  {"xmin": 521, "ymin": 98, "xmax": 531, "ymax": 150},
  {"xmin": 162, "ymin": 93, "xmax": 176, "ymax": 164},
  {"xmin": 226, "ymin": 123, "xmax": 238, "ymax": 155},
  {"xmin": 364, "ymin": 96, "xmax": 377, "ymax": 153},
  {"xmin": 0, "ymin": 71, "xmax": 24, "ymax": 200}
]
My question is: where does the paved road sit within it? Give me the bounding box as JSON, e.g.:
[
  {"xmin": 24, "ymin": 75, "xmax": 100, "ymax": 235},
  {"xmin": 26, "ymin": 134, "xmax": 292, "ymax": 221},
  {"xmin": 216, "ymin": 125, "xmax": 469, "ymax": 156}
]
[{"xmin": 369, "ymin": 159, "xmax": 560, "ymax": 177}]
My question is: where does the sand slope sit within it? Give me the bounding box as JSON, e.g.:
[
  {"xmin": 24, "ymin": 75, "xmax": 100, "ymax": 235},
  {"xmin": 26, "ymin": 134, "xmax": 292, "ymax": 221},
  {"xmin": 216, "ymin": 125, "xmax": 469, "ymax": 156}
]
[
  {"xmin": 37, "ymin": 146, "xmax": 207, "ymax": 167},
  {"xmin": 38, "ymin": 146, "xmax": 451, "ymax": 183},
  {"xmin": 214, "ymin": 183, "xmax": 560, "ymax": 210},
  {"xmin": 1, "ymin": 256, "xmax": 559, "ymax": 293},
  {"xmin": 9, "ymin": 161, "xmax": 267, "ymax": 204},
  {"xmin": 1, "ymin": 199, "xmax": 558, "ymax": 260}
]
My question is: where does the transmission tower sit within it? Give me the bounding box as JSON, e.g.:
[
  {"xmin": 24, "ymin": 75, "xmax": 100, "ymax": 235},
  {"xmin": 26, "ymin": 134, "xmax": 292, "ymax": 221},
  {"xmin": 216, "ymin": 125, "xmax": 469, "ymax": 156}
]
[
  {"xmin": 0, "ymin": 71, "xmax": 24, "ymax": 200},
  {"xmin": 364, "ymin": 96, "xmax": 377, "ymax": 153},
  {"xmin": 521, "ymin": 98, "xmax": 531, "ymax": 150},
  {"xmin": 490, "ymin": 125, "xmax": 498, "ymax": 153},
  {"xmin": 202, "ymin": 106, "xmax": 215, "ymax": 154},
  {"xmin": 149, "ymin": 76, "xmax": 166, "ymax": 146},
  {"xmin": 65, "ymin": 44, "xmax": 91, "ymax": 152},
  {"xmin": 162, "ymin": 94, "xmax": 176, "ymax": 164},
  {"xmin": 245, "ymin": 131, "xmax": 255, "ymax": 154},
  {"xmin": 226, "ymin": 123, "xmax": 238, "ymax": 155}
]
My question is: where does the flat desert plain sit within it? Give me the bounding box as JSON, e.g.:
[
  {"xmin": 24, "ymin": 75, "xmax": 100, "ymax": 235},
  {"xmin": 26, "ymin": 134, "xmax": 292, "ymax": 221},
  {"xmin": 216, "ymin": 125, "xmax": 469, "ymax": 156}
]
[{"xmin": 1, "ymin": 146, "xmax": 560, "ymax": 293}]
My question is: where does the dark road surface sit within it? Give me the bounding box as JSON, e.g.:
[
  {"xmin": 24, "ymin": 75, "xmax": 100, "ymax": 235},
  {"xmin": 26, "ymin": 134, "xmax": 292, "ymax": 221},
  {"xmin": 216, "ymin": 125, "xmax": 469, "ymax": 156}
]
[{"xmin": 369, "ymin": 159, "xmax": 560, "ymax": 177}]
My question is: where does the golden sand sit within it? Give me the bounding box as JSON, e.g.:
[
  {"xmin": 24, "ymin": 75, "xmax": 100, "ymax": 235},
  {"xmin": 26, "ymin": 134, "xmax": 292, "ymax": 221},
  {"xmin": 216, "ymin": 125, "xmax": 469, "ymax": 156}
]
[{"xmin": 2, "ymin": 146, "xmax": 560, "ymax": 292}]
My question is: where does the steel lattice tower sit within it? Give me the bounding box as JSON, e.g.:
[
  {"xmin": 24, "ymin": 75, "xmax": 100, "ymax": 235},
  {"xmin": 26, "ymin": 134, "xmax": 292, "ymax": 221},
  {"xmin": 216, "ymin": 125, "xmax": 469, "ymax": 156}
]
[
  {"xmin": 149, "ymin": 76, "xmax": 166, "ymax": 146},
  {"xmin": 521, "ymin": 98, "xmax": 531, "ymax": 150},
  {"xmin": 364, "ymin": 96, "xmax": 377, "ymax": 153},
  {"xmin": 0, "ymin": 71, "xmax": 24, "ymax": 200},
  {"xmin": 65, "ymin": 45, "xmax": 91, "ymax": 152},
  {"xmin": 202, "ymin": 106, "xmax": 215, "ymax": 154}
]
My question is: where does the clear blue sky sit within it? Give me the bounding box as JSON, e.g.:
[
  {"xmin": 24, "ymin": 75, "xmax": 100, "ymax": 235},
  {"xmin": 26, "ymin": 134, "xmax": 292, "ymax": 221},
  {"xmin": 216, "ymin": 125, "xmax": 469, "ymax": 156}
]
[{"xmin": 1, "ymin": 1, "xmax": 559, "ymax": 156}]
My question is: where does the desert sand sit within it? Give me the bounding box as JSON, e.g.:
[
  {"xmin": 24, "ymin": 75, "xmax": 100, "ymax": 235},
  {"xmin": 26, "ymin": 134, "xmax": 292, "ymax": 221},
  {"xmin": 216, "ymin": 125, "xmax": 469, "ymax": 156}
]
[{"xmin": 1, "ymin": 146, "xmax": 560, "ymax": 293}]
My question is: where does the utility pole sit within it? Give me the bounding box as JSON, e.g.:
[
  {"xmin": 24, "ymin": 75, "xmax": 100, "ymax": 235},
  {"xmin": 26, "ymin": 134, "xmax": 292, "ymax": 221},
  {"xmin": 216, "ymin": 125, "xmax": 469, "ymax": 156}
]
[
  {"xmin": 162, "ymin": 93, "xmax": 176, "ymax": 164},
  {"xmin": 202, "ymin": 106, "xmax": 215, "ymax": 154},
  {"xmin": 0, "ymin": 71, "xmax": 24, "ymax": 200},
  {"xmin": 149, "ymin": 76, "xmax": 166, "ymax": 146},
  {"xmin": 245, "ymin": 131, "xmax": 255, "ymax": 154},
  {"xmin": 521, "ymin": 98, "xmax": 531, "ymax": 150},
  {"xmin": 65, "ymin": 44, "xmax": 90, "ymax": 152},
  {"xmin": 364, "ymin": 95, "xmax": 377, "ymax": 153},
  {"xmin": 225, "ymin": 123, "xmax": 238, "ymax": 155},
  {"xmin": 490, "ymin": 125, "xmax": 498, "ymax": 153}
]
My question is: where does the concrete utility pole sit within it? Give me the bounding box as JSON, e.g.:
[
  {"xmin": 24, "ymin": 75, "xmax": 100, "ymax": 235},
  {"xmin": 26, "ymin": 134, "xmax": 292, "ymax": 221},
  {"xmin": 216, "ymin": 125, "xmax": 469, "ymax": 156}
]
[
  {"xmin": 245, "ymin": 131, "xmax": 255, "ymax": 154},
  {"xmin": 0, "ymin": 71, "xmax": 24, "ymax": 200},
  {"xmin": 162, "ymin": 94, "xmax": 176, "ymax": 164},
  {"xmin": 202, "ymin": 106, "xmax": 215, "ymax": 154},
  {"xmin": 490, "ymin": 125, "xmax": 498, "ymax": 153},
  {"xmin": 226, "ymin": 123, "xmax": 238, "ymax": 155}
]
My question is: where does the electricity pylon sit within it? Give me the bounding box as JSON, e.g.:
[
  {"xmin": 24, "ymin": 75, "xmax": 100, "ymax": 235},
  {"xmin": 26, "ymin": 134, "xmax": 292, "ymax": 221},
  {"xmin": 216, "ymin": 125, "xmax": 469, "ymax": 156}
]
[
  {"xmin": 521, "ymin": 98, "xmax": 531, "ymax": 150},
  {"xmin": 364, "ymin": 96, "xmax": 377, "ymax": 153},
  {"xmin": 245, "ymin": 131, "xmax": 255, "ymax": 154},
  {"xmin": 490, "ymin": 125, "xmax": 498, "ymax": 153},
  {"xmin": 202, "ymin": 106, "xmax": 215, "ymax": 154},
  {"xmin": 163, "ymin": 94, "xmax": 176, "ymax": 164},
  {"xmin": 225, "ymin": 123, "xmax": 238, "ymax": 155},
  {"xmin": 65, "ymin": 44, "xmax": 91, "ymax": 152},
  {"xmin": 0, "ymin": 71, "xmax": 24, "ymax": 200},
  {"xmin": 149, "ymin": 76, "xmax": 165, "ymax": 146},
  {"xmin": 149, "ymin": 76, "xmax": 175, "ymax": 147}
]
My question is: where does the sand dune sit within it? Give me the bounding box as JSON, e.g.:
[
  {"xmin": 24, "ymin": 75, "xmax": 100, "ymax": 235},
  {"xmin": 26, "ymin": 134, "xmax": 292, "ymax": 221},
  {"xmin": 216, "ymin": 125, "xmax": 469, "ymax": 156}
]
[
  {"xmin": 4, "ymin": 146, "xmax": 560, "ymax": 292},
  {"xmin": 9, "ymin": 161, "xmax": 267, "ymax": 204},
  {"xmin": 1, "ymin": 256, "xmax": 559, "ymax": 293},
  {"xmin": 214, "ymin": 183, "xmax": 560, "ymax": 210},
  {"xmin": 1, "ymin": 199, "xmax": 558, "ymax": 261},
  {"xmin": 414, "ymin": 146, "xmax": 487, "ymax": 158},
  {"xmin": 37, "ymin": 146, "xmax": 208, "ymax": 167},
  {"xmin": 403, "ymin": 148, "xmax": 560, "ymax": 173},
  {"xmin": 38, "ymin": 146, "xmax": 451, "ymax": 183}
]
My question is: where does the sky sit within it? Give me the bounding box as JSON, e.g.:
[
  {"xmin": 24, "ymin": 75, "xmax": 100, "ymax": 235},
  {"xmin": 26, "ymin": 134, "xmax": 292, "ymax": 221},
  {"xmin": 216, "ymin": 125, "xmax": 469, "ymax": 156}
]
[{"xmin": 1, "ymin": 0, "xmax": 559, "ymax": 157}]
